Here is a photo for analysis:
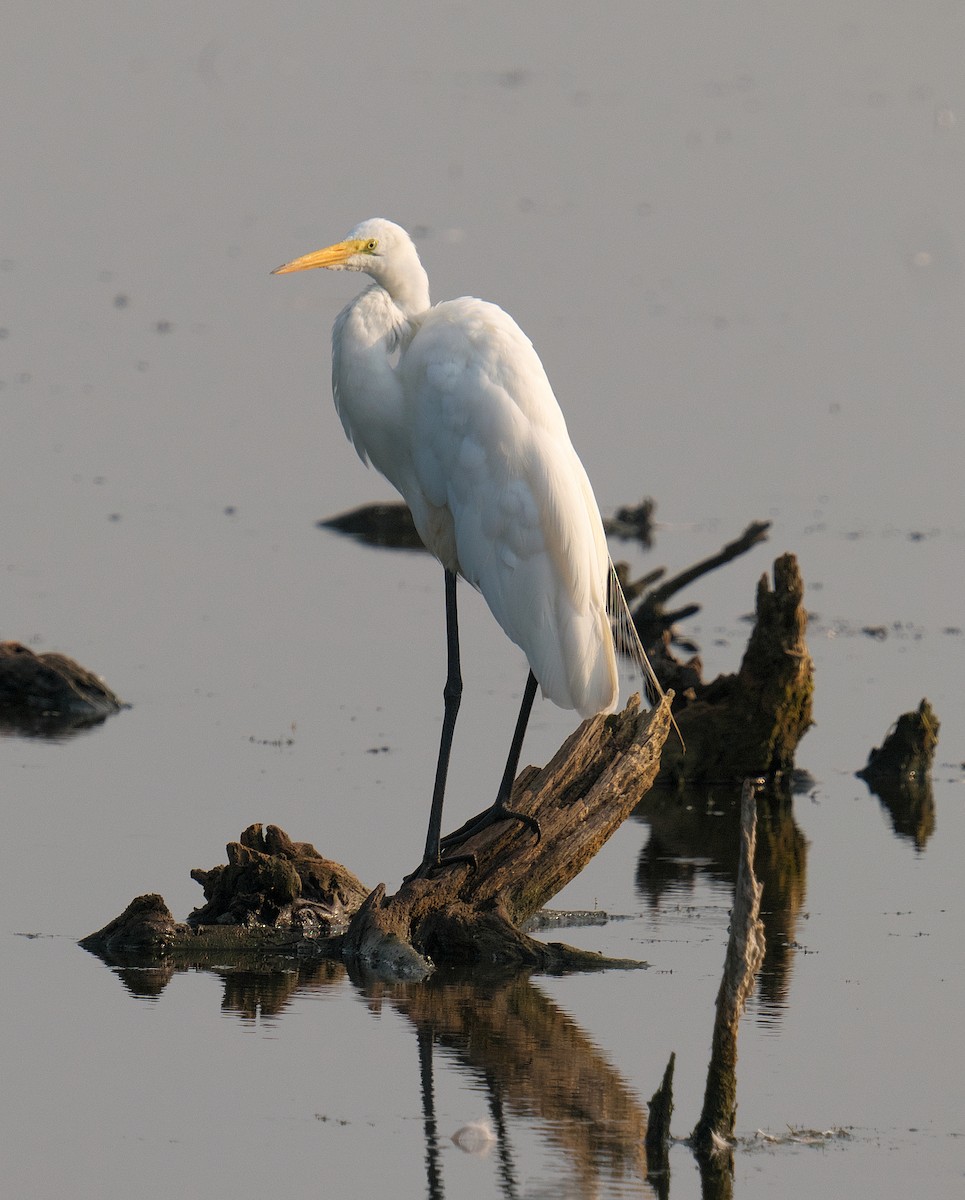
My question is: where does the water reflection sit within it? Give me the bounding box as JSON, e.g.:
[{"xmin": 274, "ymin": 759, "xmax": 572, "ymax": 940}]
[
  {"xmin": 85, "ymin": 906, "xmax": 772, "ymax": 1197},
  {"xmin": 81, "ymin": 785, "xmax": 785, "ymax": 1198},
  {"xmin": 859, "ymin": 774, "xmax": 936, "ymax": 851},
  {"xmin": 385, "ymin": 973, "xmax": 648, "ymax": 1197},
  {"xmin": 0, "ymin": 709, "xmax": 114, "ymax": 741},
  {"xmin": 103, "ymin": 952, "xmax": 343, "ymax": 1008},
  {"xmin": 633, "ymin": 782, "xmax": 808, "ymax": 1020},
  {"xmin": 93, "ymin": 945, "xmax": 653, "ymax": 1196}
]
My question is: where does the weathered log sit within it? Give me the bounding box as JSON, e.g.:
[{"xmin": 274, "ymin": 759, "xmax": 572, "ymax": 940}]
[
  {"xmin": 655, "ymin": 554, "xmax": 814, "ymax": 784},
  {"xmin": 604, "ymin": 496, "xmax": 657, "ymax": 547},
  {"xmin": 630, "ymin": 520, "xmax": 771, "ymax": 644},
  {"xmin": 79, "ymin": 893, "xmax": 177, "ymax": 957},
  {"xmin": 342, "ymin": 693, "xmax": 672, "ymax": 973},
  {"xmin": 317, "ymin": 502, "xmax": 426, "ymax": 551},
  {"xmin": 0, "ymin": 640, "xmax": 124, "ymax": 736}
]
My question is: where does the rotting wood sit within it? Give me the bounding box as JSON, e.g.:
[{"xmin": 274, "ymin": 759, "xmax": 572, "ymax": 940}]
[
  {"xmin": 653, "ymin": 554, "xmax": 814, "ymax": 785},
  {"xmin": 629, "ymin": 520, "xmax": 771, "ymax": 644},
  {"xmin": 81, "ymin": 695, "xmax": 672, "ymax": 976},
  {"xmin": 342, "ymin": 693, "xmax": 672, "ymax": 973},
  {"xmin": 187, "ymin": 823, "xmax": 369, "ymax": 930},
  {"xmin": 318, "ymin": 502, "xmax": 426, "ymax": 551}
]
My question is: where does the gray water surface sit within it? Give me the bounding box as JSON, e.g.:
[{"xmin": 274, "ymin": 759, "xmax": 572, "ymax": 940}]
[{"xmin": 2, "ymin": 5, "xmax": 963, "ymax": 1198}]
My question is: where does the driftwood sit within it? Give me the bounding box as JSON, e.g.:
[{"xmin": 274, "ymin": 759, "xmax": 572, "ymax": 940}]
[
  {"xmin": 82, "ymin": 694, "xmax": 672, "ymax": 975},
  {"xmin": 318, "ymin": 502, "xmax": 426, "ymax": 551},
  {"xmin": 80, "ymin": 544, "xmax": 814, "ymax": 975},
  {"xmin": 187, "ymin": 823, "xmax": 369, "ymax": 929},
  {"xmin": 603, "ymin": 496, "xmax": 658, "ymax": 547},
  {"xmin": 0, "ymin": 641, "xmax": 124, "ymax": 737},
  {"xmin": 627, "ymin": 520, "xmax": 772, "ymax": 644}
]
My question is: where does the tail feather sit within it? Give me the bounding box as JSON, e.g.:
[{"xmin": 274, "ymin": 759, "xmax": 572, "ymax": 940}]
[{"xmin": 606, "ymin": 559, "xmax": 684, "ymax": 749}]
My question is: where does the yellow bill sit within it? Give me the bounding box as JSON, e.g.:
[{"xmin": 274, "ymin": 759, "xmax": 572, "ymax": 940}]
[{"xmin": 271, "ymin": 239, "xmax": 364, "ymax": 275}]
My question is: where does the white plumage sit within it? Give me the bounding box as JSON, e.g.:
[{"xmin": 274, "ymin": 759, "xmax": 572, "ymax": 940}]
[{"xmin": 274, "ymin": 218, "xmax": 662, "ymax": 865}]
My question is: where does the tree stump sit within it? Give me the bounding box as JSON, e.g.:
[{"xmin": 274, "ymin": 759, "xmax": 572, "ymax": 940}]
[{"xmin": 654, "ymin": 554, "xmax": 814, "ymax": 784}]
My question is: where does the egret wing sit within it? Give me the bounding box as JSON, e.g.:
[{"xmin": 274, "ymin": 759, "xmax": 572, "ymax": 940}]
[{"xmin": 401, "ymin": 298, "xmax": 617, "ymax": 717}]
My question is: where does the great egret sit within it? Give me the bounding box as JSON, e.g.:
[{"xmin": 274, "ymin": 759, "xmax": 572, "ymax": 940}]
[{"xmin": 273, "ymin": 219, "xmax": 664, "ymax": 868}]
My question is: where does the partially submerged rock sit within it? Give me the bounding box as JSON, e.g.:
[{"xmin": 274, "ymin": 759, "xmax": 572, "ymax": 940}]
[{"xmin": 0, "ymin": 641, "xmax": 124, "ymax": 737}]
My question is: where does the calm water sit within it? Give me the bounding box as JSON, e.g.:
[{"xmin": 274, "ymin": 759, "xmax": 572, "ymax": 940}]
[{"xmin": 2, "ymin": 5, "xmax": 963, "ymax": 1197}]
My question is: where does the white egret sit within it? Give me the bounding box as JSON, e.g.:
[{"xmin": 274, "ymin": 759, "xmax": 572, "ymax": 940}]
[{"xmin": 273, "ymin": 219, "xmax": 665, "ymax": 869}]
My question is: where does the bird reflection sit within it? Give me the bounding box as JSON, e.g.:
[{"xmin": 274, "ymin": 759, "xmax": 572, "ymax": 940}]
[{"xmin": 383, "ymin": 973, "xmax": 648, "ymax": 1198}]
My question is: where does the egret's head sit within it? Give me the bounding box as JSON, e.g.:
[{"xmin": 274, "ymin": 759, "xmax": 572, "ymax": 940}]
[{"xmin": 271, "ymin": 218, "xmax": 414, "ymax": 278}]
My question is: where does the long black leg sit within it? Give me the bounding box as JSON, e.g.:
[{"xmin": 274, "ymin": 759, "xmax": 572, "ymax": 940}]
[
  {"xmin": 493, "ymin": 669, "xmax": 537, "ymax": 811},
  {"xmin": 423, "ymin": 568, "xmax": 462, "ymax": 867},
  {"xmin": 439, "ymin": 669, "xmax": 541, "ymax": 853}
]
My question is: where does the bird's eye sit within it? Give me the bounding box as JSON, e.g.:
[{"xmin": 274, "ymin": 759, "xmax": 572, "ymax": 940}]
[{"xmin": 365, "ymin": 239, "xmax": 378, "ymax": 253}]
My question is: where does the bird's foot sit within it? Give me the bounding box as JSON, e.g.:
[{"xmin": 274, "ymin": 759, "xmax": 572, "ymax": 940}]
[
  {"xmin": 403, "ymin": 849, "xmax": 478, "ymax": 883},
  {"xmin": 439, "ymin": 801, "xmax": 541, "ymax": 855}
]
